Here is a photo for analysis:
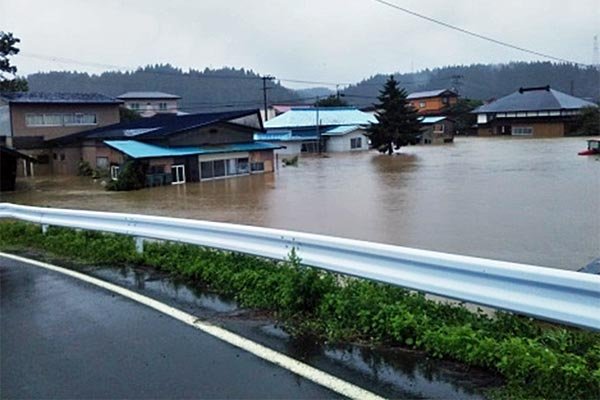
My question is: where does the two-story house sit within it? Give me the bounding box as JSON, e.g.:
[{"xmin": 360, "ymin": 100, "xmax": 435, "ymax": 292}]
[
  {"xmin": 117, "ymin": 92, "xmax": 182, "ymax": 117},
  {"xmin": 0, "ymin": 92, "xmax": 122, "ymax": 176},
  {"xmin": 407, "ymin": 89, "xmax": 458, "ymax": 115}
]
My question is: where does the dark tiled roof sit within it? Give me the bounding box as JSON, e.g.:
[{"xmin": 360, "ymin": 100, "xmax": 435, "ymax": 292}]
[
  {"xmin": 0, "ymin": 145, "xmax": 37, "ymax": 161},
  {"xmin": 117, "ymin": 92, "xmax": 181, "ymax": 100},
  {"xmin": 49, "ymin": 109, "xmax": 261, "ymax": 145},
  {"xmin": 0, "ymin": 92, "xmax": 121, "ymax": 104},
  {"xmin": 407, "ymin": 89, "xmax": 457, "ymax": 99},
  {"xmin": 474, "ymin": 86, "xmax": 597, "ymax": 113}
]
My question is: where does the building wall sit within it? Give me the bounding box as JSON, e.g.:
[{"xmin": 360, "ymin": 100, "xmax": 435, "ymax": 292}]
[
  {"xmin": 477, "ymin": 120, "xmax": 566, "ymax": 138},
  {"xmin": 409, "ymin": 96, "xmax": 457, "ymax": 114},
  {"xmin": 9, "ymin": 103, "xmax": 120, "ymax": 142},
  {"xmin": 421, "ymin": 120, "xmax": 455, "ymax": 144},
  {"xmin": 123, "ymin": 99, "xmax": 179, "ymax": 117},
  {"xmin": 326, "ymin": 130, "xmax": 369, "ymax": 152},
  {"xmin": 274, "ymin": 142, "xmax": 303, "ymax": 157}
]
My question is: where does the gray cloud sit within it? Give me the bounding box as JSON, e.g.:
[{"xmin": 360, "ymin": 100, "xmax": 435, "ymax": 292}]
[{"xmin": 1, "ymin": 0, "xmax": 598, "ymax": 88}]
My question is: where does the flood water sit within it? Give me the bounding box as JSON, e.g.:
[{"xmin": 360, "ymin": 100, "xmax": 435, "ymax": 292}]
[{"xmin": 2, "ymin": 137, "xmax": 599, "ymax": 270}]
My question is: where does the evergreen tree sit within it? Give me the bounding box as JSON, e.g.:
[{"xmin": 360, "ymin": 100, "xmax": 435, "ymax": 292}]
[
  {"xmin": 0, "ymin": 31, "xmax": 28, "ymax": 92},
  {"xmin": 368, "ymin": 76, "xmax": 421, "ymax": 154},
  {"xmin": 314, "ymin": 95, "xmax": 348, "ymax": 107}
]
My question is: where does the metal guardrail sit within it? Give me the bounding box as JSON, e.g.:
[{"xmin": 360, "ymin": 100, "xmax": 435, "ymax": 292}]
[{"xmin": 0, "ymin": 202, "xmax": 598, "ymax": 330}]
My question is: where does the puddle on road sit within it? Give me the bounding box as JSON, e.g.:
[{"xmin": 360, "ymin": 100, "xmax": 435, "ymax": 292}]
[{"xmin": 84, "ymin": 263, "xmax": 500, "ymax": 399}]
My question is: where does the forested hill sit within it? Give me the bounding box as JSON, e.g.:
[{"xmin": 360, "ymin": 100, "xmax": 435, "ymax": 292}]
[
  {"xmin": 26, "ymin": 62, "xmax": 599, "ymax": 110},
  {"xmin": 26, "ymin": 65, "xmax": 303, "ymax": 112},
  {"xmin": 342, "ymin": 62, "xmax": 600, "ymax": 107}
]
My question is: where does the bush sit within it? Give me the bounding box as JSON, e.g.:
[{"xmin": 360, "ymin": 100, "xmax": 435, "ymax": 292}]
[
  {"xmin": 106, "ymin": 160, "xmax": 147, "ymax": 191},
  {"xmin": 77, "ymin": 160, "xmax": 94, "ymax": 176}
]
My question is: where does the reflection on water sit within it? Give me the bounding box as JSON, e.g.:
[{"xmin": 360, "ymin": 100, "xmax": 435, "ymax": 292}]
[
  {"xmin": 87, "ymin": 264, "xmax": 498, "ymax": 399},
  {"xmin": 2, "ymin": 137, "xmax": 598, "ymax": 270}
]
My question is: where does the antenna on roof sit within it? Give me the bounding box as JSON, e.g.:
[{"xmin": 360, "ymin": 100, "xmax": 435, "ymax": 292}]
[{"xmin": 593, "ymin": 35, "xmax": 599, "ymax": 70}]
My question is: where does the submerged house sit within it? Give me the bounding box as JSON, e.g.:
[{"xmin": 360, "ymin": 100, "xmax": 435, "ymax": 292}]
[
  {"xmin": 50, "ymin": 109, "xmax": 281, "ymax": 185},
  {"xmin": 0, "ymin": 146, "xmax": 36, "ymax": 191},
  {"xmin": 407, "ymin": 89, "xmax": 458, "ymax": 115},
  {"xmin": 474, "ymin": 86, "xmax": 597, "ymax": 137},
  {"xmin": 0, "ymin": 92, "xmax": 122, "ymax": 176},
  {"xmin": 419, "ymin": 116, "xmax": 455, "ymax": 144},
  {"xmin": 254, "ymin": 107, "xmax": 377, "ymax": 155}
]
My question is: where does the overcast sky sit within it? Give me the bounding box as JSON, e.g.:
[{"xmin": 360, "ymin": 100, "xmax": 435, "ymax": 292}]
[{"xmin": 1, "ymin": 0, "xmax": 599, "ymax": 88}]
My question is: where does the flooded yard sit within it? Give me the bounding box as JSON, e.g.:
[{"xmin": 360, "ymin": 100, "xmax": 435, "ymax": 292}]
[{"xmin": 2, "ymin": 137, "xmax": 598, "ymax": 270}]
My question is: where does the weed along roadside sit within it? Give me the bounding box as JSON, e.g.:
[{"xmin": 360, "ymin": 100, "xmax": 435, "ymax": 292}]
[{"xmin": 1, "ymin": 221, "xmax": 599, "ymax": 400}]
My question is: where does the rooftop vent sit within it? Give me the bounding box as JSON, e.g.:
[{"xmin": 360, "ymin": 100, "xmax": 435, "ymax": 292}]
[{"xmin": 519, "ymin": 85, "xmax": 551, "ymax": 94}]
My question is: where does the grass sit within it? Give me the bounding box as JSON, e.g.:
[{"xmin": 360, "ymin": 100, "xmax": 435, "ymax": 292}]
[{"xmin": 1, "ymin": 221, "xmax": 598, "ymax": 400}]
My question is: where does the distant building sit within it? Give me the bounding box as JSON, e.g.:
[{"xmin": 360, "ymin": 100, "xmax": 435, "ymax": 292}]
[
  {"xmin": 254, "ymin": 107, "xmax": 376, "ymax": 155},
  {"xmin": 117, "ymin": 92, "xmax": 182, "ymax": 117},
  {"xmin": 0, "ymin": 146, "xmax": 36, "ymax": 191},
  {"xmin": 407, "ymin": 89, "xmax": 458, "ymax": 115},
  {"xmin": 0, "ymin": 92, "xmax": 122, "ymax": 176},
  {"xmin": 419, "ymin": 116, "xmax": 455, "ymax": 144},
  {"xmin": 474, "ymin": 86, "xmax": 597, "ymax": 137},
  {"xmin": 48, "ymin": 109, "xmax": 281, "ymax": 185}
]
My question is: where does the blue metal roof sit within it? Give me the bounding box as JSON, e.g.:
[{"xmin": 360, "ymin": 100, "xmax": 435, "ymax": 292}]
[
  {"xmin": 322, "ymin": 125, "xmax": 363, "ymax": 136},
  {"xmin": 104, "ymin": 140, "xmax": 280, "ymax": 159},
  {"xmin": 263, "ymin": 107, "xmax": 377, "ymax": 129},
  {"xmin": 474, "ymin": 86, "xmax": 597, "ymax": 113}
]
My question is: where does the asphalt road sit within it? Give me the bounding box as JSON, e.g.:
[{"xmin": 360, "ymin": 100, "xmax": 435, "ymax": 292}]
[{"xmin": 0, "ymin": 257, "xmax": 343, "ymax": 399}]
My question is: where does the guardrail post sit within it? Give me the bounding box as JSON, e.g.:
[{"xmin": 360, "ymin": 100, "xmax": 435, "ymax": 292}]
[
  {"xmin": 41, "ymin": 224, "xmax": 49, "ymax": 234},
  {"xmin": 135, "ymin": 237, "xmax": 144, "ymax": 254}
]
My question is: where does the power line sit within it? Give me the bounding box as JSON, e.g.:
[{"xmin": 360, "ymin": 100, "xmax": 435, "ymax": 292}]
[{"xmin": 371, "ymin": 0, "xmax": 590, "ymax": 66}]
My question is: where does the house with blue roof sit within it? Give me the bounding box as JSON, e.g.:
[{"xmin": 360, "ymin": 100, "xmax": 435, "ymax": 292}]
[
  {"xmin": 474, "ymin": 86, "xmax": 597, "ymax": 137},
  {"xmin": 48, "ymin": 109, "xmax": 282, "ymax": 186},
  {"xmin": 254, "ymin": 107, "xmax": 377, "ymax": 155}
]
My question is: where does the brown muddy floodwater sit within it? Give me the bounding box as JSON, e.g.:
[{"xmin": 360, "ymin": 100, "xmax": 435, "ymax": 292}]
[{"xmin": 2, "ymin": 137, "xmax": 599, "ymax": 270}]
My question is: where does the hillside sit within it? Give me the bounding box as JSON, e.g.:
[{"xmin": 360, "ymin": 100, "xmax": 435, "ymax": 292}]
[
  {"xmin": 342, "ymin": 62, "xmax": 600, "ymax": 107},
  {"xmin": 25, "ymin": 62, "xmax": 599, "ymax": 111},
  {"xmin": 26, "ymin": 64, "xmax": 303, "ymax": 112}
]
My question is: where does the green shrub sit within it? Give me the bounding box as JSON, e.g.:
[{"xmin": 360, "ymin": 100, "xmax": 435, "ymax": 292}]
[{"xmin": 106, "ymin": 160, "xmax": 147, "ymax": 191}]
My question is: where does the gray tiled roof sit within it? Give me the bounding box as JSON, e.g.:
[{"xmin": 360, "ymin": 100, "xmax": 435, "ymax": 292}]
[
  {"xmin": 0, "ymin": 92, "xmax": 121, "ymax": 104},
  {"xmin": 475, "ymin": 86, "xmax": 597, "ymax": 113},
  {"xmin": 117, "ymin": 92, "xmax": 181, "ymax": 100},
  {"xmin": 407, "ymin": 89, "xmax": 457, "ymax": 99}
]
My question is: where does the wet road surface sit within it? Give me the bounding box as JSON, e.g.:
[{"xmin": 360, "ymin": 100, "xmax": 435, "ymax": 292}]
[
  {"xmin": 0, "ymin": 254, "xmax": 498, "ymax": 399},
  {"xmin": 0, "ymin": 257, "xmax": 342, "ymax": 399}
]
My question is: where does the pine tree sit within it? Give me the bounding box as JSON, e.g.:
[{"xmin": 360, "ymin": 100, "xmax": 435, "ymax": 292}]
[
  {"xmin": 368, "ymin": 76, "xmax": 421, "ymax": 154},
  {"xmin": 0, "ymin": 31, "xmax": 28, "ymax": 92}
]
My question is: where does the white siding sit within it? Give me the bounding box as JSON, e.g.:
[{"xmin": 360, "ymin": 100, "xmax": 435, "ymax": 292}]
[{"xmin": 326, "ymin": 129, "xmax": 369, "ymax": 152}]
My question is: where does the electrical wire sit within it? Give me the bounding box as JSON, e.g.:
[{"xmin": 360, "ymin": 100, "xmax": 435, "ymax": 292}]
[{"xmin": 371, "ymin": 0, "xmax": 590, "ymax": 66}]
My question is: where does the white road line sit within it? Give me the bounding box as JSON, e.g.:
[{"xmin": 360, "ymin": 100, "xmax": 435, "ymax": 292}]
[{"xmin": 0, "ymin": 252, "xmax": 386, "ymax": 400}]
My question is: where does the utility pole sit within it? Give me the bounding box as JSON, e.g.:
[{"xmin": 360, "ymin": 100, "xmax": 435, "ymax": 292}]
[
  {"xmin": 593, "ymin": 35, "xmax": 599, "ymax": 71},
  {"xmin": 451, "ymin": 74, "xmax": 464, "ymax": 96},
  {"xmin": 336, "ymin": 85, "xmax": 340, "ymax": 101},
  {"xmin": 316, "ymin": 96, "xmax": 321, "ymax": 154},
  {"xmin": 261, "ymin": 76, "xmax": 274, "ymax": 121},
  {"xmin": 570, "ymin": 80, "xmax": 575, "ymax": 96}
]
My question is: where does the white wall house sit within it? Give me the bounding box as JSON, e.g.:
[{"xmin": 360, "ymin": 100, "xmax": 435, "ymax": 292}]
[
  {"xmin": 117, "ymin": 92, "xmax": 182, "ymax": 118},
  {"xmin": 324, "ymin": 125, "xmax": 369, "ymax": 152}
]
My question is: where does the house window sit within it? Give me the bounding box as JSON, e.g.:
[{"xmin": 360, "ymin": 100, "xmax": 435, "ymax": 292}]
[
  {"xmin": 433, "ymin": 124, "xmax": 445, "ymax": 133},
  {"xmin": 96, "ymin": 157, "xmax": 109, "ymax": 169},
  {"xmin": 350, "ymin": 137, "xmax": 362, "ymax": 149},
  {"xmin": 237, "ymin": 158, "xmax": 249, "ymax": 174},
  {"xmin": 419, "ymin": 101, "xmax": 426, "ymax": 108},
  {"xmin": 159, "ymin": 102, "xmax": 168, "ymax": 111},
  {"xmin": 110, "ymin": 165, "xmax": 120, "ymax": 181},
  {"xmin": 25, "ymin": 113, "xmax": 96, "ymax": 126},
  {"xmin": 251, "ymin": 162, "xmax": 265, "ymax": 172},
  {"xmin": 512, "ymin": 126, "xmax": 534, "ymax": 136},
  {"xmin": 130, "ymin": 103, "xmax": 140, "ymax": 110},
  {"xmin": 442, "ymin": 97, "xmax": 449, "ymax": 104},
  {"xmin": 63, "ymin": 113, "xmax": 97, "ymax": 126},
  {"xmin": 171, "ymin": 164, "xmax": 186, "ymax": 184},
  {"xmin": 60, "ymin": 154, "xmax": 65, "ymax": 161}
]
